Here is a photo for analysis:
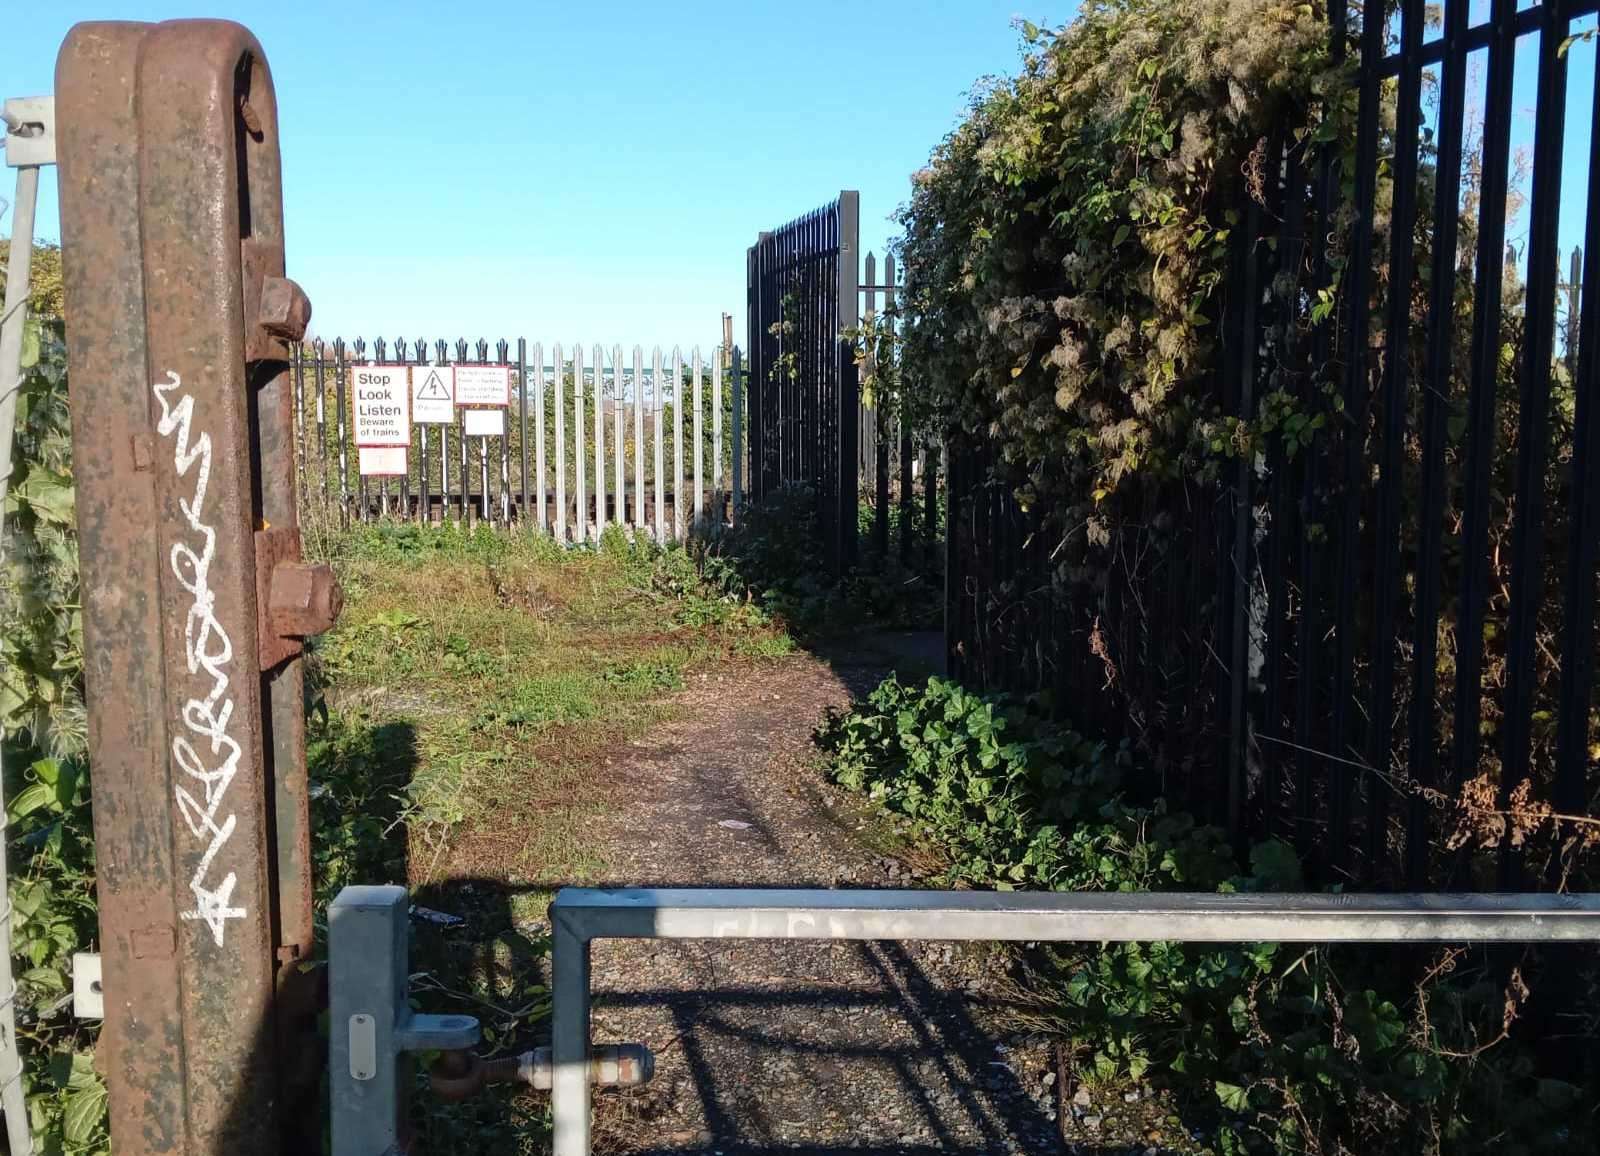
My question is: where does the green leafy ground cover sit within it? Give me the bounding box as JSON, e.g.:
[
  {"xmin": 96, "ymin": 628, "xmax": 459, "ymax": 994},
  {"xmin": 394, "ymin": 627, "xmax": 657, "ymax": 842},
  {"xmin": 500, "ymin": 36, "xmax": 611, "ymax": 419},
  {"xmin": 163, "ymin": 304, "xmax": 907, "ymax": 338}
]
[
  {"xmin": 1, "ymin": 248, "xmax": 106, "ymax": 1153},
  {"xmin": 819, "ymin": 676, "xmax": 1598, "ymax": 1155}
]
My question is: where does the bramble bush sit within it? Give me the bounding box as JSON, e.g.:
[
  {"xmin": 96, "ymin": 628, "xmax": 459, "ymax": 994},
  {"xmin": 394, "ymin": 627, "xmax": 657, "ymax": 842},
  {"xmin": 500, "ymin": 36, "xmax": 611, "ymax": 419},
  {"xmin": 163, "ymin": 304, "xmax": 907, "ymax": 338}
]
[
  {"xmin": 819, "ymin": 677, "xmax": 1596, "ymax": 1153},
  {"xmin": 895, "ymin": 0, "xmax": 1339, "ymax": 513}
]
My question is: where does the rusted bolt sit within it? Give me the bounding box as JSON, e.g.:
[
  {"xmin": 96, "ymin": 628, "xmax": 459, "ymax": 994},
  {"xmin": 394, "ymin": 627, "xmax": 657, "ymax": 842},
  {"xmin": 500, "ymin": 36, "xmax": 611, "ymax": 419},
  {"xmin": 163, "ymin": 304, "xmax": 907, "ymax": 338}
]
[
  {"xmin": 267, "ymin": 561, "xmax": 342, "ymax": 638},
  {"xmin": 258, "ymin": 276, "xmax": 312, "ymax": 343},
  {"xmin": 238, "ymin": 93, "xmax": 263, "ymax": 135}
]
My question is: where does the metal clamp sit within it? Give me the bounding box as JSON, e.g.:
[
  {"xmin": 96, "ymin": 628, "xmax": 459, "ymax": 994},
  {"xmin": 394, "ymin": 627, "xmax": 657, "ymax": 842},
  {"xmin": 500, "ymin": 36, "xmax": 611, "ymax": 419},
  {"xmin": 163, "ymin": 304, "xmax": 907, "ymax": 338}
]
[{"xmin": 430, "ymin": 1043, "xmax": 655, "ymax": 1101}]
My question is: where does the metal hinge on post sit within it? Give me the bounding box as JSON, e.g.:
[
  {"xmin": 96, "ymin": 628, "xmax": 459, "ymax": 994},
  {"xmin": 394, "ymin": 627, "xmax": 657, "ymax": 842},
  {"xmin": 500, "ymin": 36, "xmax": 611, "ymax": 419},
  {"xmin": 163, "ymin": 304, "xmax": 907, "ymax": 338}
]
[{"xmin": 1, "ymin": 90, "xmax": 58, "ymax": 1156}]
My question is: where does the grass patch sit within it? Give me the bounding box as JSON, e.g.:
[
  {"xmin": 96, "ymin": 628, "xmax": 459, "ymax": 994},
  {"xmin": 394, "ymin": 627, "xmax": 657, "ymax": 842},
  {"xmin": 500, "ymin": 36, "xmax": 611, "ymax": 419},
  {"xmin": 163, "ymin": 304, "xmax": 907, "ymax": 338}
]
[
  {"xmin": 311, "ymin": 520, "xmax": 791, "ymax": 885},
  {"xmin": 303, "ymin": 520, "xmax": 796, "ymax": 1150}
]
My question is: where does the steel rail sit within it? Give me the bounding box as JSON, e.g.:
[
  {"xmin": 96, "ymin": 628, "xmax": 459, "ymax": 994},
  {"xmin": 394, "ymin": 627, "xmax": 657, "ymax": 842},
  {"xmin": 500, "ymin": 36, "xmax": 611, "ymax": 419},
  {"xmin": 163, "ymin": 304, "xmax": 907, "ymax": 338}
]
[{"xmin": 546, "ymin": 887, "xmax": 1600, "ymax": 1155}]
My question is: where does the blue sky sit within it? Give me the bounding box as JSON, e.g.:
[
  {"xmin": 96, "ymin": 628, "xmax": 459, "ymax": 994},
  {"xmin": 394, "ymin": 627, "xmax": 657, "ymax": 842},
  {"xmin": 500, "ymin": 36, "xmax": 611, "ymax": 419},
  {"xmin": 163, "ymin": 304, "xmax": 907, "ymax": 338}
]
[
  {"xmin": 4, "ymin": 1, "xmax": 1047, "ymax": 351},
  {"xmin": 5, "ymin": 2, "xmax": 1593, "ymax": 351}
]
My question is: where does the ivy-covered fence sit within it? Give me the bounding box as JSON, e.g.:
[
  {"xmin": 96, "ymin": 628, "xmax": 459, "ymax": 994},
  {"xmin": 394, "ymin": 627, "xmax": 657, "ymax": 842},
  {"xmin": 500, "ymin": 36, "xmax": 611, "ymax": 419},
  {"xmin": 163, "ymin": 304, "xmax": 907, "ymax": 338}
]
[{"xmin": 908, "ymin": 0, "xmax": 1599, "ymax": 890}]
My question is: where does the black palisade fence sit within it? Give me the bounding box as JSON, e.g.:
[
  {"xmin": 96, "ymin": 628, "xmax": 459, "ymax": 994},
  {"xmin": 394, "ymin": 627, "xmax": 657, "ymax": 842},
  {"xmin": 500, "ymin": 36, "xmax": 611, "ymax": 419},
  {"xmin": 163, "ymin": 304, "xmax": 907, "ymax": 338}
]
[
  {"xmin": 943, "ymin": 0, "xmax": 1600, "ymax": 889},
  {"xmin": 747, "ymin": 192, "xmax": 861, "ymax": 572}
]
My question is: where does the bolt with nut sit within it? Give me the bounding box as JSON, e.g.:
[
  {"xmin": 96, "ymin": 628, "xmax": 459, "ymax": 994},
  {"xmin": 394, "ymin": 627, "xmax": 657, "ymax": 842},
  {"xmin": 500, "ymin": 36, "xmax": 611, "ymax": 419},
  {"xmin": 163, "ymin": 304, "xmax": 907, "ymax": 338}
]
[{"xmin": 267, "ymin": 561, "xmax": 342, "ymax": 639}]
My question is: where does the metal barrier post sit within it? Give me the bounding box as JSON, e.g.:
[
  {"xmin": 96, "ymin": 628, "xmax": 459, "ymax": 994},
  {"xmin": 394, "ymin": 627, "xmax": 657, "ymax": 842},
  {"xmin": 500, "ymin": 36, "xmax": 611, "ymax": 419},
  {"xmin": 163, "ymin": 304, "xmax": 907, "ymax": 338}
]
[
  {"xmin": 328, "ymin": 887, "xmax": 480, "ymax": 1156},
  {"xmin": 550, "ymin": 909, "xmax": 594, "ymax": 1156},
  {"xmin": 56, "ymin": 21, "xmax": 338, "ymax": 1154}
]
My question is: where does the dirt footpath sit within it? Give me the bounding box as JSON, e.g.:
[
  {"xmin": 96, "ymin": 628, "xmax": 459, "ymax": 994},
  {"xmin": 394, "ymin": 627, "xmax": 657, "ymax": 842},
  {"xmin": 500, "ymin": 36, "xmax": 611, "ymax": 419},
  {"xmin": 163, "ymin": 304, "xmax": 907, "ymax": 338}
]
[{"xmin": 565, "ymin": 636, "xmax": 1073, "ymax": 1155}]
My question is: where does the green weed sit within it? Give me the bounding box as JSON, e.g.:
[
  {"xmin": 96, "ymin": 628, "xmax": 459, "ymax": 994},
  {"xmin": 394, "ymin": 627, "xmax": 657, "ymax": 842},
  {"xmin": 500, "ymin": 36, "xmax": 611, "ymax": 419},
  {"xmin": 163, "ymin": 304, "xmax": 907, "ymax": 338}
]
[{"xmin": 818, "ymin": 676, "xmax": 1599, "ymax": 1154}]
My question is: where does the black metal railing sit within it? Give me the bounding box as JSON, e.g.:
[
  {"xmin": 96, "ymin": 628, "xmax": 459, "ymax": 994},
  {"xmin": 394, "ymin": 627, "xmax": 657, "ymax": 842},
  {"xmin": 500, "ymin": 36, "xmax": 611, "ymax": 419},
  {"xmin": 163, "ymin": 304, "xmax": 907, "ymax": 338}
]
[
  {"xmin": 746, "ymin": 192, "xmax": 860, "ymax": 571},
  {"xmin": 945, "ymin": 0, "xmax": 1600, "ymax": 889}
]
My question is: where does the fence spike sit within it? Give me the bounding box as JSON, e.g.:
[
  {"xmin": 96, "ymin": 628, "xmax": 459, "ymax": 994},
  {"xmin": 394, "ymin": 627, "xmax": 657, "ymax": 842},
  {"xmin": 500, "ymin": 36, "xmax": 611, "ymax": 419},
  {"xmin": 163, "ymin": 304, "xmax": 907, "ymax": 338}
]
[
  {"xmin": 693, "ymin": 346, "xmax": 704, "ymax": 533},
  {"xmin": 593, "ymin": 342, "xmax": 605, "ymax": 536},
  {"xmin": 653, "ymin": 345, "xmax": 665, "ymax": 543},
  {"xmin": 672, "ymin": 347, "xmax": 684, "ymax": 540},
  {"xmin": 554, "ymin": 341, "xmax": 566, "ymax": 540},
  {"xmin": 633, "ymin": 345, "xmax": 646, "ymax": 531},
  {"xmin": 613, "ymin": 344, "xmax": 624, "ymax": 538},
  {"xmin": 533, "ymin": 341, "xmax": 547, "ymax": 532},
  {"xmin": 713, "ymin": 344, "xmax": 723, "ymax": 526},
  {"xmin": 574, "ymin": 343, "xmax": 586, "ymax": 543}
]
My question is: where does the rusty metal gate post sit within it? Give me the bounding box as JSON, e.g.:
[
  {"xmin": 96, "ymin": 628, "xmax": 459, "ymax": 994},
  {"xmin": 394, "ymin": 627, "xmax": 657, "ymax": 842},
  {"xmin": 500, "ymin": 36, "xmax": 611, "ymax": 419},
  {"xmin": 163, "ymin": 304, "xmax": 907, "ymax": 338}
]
[{"xmin": 56, "ymin": 21, "xmax": 337, "ymax": 1155}]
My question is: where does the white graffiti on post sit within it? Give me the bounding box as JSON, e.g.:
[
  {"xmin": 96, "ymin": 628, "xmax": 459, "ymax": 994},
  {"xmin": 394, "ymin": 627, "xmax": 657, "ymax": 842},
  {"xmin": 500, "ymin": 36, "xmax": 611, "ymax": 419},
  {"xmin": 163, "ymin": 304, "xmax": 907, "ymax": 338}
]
[{"xmin": 152, "ymin": 370, "xmax": 247, "ymax": 947}]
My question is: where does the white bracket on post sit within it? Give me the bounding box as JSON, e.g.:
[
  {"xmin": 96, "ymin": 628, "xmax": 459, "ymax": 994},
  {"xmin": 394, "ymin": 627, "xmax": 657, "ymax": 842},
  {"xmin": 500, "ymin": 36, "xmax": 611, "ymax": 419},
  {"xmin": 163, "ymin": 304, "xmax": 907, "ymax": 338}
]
[
  {"xmin": 2, "ymin": 97, "xmax": 56, "ymax": 169},
  {"xmin": 71, "ymin": 953, "xmax": 103, "ymax": 1020}
]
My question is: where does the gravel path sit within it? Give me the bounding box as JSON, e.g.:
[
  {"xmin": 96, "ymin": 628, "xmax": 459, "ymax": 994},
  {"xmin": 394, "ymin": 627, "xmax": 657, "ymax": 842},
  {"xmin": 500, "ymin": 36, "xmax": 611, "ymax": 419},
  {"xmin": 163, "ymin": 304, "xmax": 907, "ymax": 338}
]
[{"xmin": 573, "ymin": 638, "xmax": 1071, "ymax": 1155}]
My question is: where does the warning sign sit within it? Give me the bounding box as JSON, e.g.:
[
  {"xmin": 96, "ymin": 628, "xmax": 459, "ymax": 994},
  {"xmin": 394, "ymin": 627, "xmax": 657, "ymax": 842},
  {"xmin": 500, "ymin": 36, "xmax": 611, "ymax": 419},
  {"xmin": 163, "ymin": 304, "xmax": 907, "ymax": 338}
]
[
  {"xmin": 454, "ymin": 364, "xmax": 511, "ymax": 407},
  {"xmin": 463, "ymin": 408, "xmax": 506, "ymax": 437},
  {"xmin": 411, "ymin": 366, "xmax": 455, "ymax": 425},
  {"xmin": 358, "ymin": 446, "xmax": 408, "ymax": 476},
  {"xmin": 351, "ymin": 367, "xmax": 410, "ymax": 446}
]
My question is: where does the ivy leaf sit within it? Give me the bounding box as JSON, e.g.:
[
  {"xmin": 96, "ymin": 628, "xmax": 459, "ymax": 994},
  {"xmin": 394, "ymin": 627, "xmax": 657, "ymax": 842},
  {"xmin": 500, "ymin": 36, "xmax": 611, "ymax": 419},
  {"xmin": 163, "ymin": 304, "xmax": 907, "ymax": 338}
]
[
  {"xmin": 11, "ymin": 471, "xmax": 75, "ymax": 525},
  {"xmin": 1214, "ymin": 1080, "xmax": 1250, "ymax": 1112},
  {"xmin": 20, "ymin": 315, "xmax": 41, "ymax": 370},
  {"xmin": 7, "ymin": 779, "xmax": 58, "ymax": 823},
  {"xmin": 62, "ymin": 1070, "xmax": 107, "ymax": 1145}
]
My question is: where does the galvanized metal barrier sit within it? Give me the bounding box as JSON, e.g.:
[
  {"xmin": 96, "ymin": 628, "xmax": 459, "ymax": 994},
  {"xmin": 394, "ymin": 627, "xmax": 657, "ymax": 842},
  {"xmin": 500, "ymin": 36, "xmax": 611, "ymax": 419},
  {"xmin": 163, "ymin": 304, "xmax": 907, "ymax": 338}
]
[
  {"xmin": 328, "ymin": 887, "xmax": 482, "ymax": 1156},
  {"xmin": 56, "ymin": 20, "xmax": 337, "ymax": 1155},
  {"xmin": 546, "ymin": 887, "xmax": 1600, "ymax": 1156}
]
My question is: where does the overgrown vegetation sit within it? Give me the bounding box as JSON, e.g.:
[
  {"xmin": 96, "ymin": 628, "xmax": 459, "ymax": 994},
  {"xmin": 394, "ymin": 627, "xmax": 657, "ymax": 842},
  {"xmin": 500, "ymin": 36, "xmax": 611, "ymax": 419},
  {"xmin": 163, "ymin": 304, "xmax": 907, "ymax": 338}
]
[
  {"xmin": 896, "ymin": 0, "xmax": 1337, "ymax": 509},
  {"xmin": 820, "ymin": 677, "xmax": 1598, "ymax": 1153},
  {"xmin": 694, "ymin": 486, "xmax": 942, "ymax": 637},
  {"xmin": 1, "ymin": 240, "xmax": 109, "ymax": 1152},
  {"xmin": 896, "ymin": 0, "xmax": 1594, "ymax": 886},
  {"xmin": 312, "ymin": 520, "xmax": 788, "ymax": 886}
]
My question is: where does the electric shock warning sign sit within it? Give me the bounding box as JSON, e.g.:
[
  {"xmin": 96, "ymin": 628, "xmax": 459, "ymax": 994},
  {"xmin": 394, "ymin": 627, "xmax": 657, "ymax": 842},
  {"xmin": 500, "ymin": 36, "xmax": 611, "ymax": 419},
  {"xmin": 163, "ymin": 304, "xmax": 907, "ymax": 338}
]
[{"xmin": 411, "ymin": 366, "xmax": 456, "ymax": 424}]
